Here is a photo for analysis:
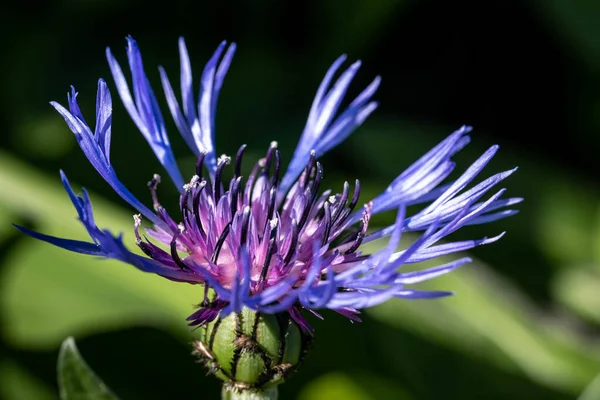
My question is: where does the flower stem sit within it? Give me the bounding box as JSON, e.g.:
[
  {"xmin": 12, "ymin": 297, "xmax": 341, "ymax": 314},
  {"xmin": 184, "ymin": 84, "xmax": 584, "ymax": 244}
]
[{"xmin": 221, "ymin": 385, "xmax": 278, "ymax": 400}]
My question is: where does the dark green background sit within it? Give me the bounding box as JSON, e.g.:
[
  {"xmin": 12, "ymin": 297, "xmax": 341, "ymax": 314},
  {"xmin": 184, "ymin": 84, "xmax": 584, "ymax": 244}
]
[{"xmin": 2, "ymin": 1, "xmax": 600, "ymax": 399}]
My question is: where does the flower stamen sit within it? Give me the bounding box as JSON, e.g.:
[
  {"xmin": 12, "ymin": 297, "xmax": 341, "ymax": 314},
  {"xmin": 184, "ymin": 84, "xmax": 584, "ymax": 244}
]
[
  {"xmin": 211, "ymin": 222, "xmax": 232, "ymax": 264},
  {"xmin": 148, "ymin": 174, "xmax": 162, "ymax": 211}
]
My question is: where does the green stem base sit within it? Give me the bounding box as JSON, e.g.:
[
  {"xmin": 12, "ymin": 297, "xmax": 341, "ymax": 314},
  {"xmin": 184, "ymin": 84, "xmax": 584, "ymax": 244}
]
[{"xmin": 221, "ymin": 384, "xmax": 278, "ymax": 400}]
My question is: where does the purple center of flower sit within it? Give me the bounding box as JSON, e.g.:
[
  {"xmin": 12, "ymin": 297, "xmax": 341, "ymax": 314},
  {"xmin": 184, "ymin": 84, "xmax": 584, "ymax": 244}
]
[{"xmin": 133, "ymin": 142, "xmax": 370, "ymax": 328}]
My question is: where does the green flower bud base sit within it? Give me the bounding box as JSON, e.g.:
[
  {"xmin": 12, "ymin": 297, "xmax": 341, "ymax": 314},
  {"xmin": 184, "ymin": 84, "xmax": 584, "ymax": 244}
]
[{"xmin": 192, "ymin": 308, "xmax": 312, "ymax": 398}]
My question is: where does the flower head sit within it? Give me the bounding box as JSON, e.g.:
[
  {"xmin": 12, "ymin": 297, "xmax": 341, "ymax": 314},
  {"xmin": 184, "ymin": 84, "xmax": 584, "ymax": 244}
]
[{"xmin": 17, "ymin": 36, "xmax": 520, "ymax": 333}]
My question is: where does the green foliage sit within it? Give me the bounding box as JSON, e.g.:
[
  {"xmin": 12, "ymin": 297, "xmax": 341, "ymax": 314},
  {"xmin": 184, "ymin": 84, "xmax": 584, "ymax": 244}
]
[
  {"xmin": 579, "ymin": 371, "xmax": 600, "ymax": 400},
  {"xmin": 57, "ymin": 337, "xmax": 118, "ymax": 400}
]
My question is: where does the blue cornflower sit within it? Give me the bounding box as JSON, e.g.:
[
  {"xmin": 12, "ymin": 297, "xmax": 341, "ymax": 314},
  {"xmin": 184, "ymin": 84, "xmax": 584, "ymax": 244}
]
[{"xmin": 17, "ymin": 36, "xmax": 520, "ymax": 333}]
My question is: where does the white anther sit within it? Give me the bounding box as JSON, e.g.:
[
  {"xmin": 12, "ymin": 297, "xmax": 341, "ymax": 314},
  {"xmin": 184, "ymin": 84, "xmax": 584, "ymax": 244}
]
[
  {"xmin": 183, "ymin": 175, "xmax": 201, "ymax": 192},
  {"xmin": 218, "ymin": 154, "xmax": 231, "ymax": 165},
  {"xmin": 270, "ymin": 218, "xmax": 279, "ymax": 230}
]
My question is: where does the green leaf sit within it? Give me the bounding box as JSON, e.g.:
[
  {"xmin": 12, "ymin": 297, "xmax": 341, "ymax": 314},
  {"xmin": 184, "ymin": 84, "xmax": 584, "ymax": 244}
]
[
  {"xmin": 58, "ymin": 337, "xmax": 118, "ymax": 400},
  {"xmin": 579, "ymin": 371, "xmax": 600, "ymax": 400}
]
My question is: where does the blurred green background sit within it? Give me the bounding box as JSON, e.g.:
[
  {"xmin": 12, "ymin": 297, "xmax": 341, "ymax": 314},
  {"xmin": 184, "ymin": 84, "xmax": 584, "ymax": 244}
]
[{"xmin": 2, "ymin": 0, "xmax": 600, "ymax": 399}]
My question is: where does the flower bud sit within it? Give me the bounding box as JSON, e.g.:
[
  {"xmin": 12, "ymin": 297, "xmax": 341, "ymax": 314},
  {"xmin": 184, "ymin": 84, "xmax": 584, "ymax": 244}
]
[{"xmin": 192, "ymin": 308, "xmax": 311, "ymax": 390}]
